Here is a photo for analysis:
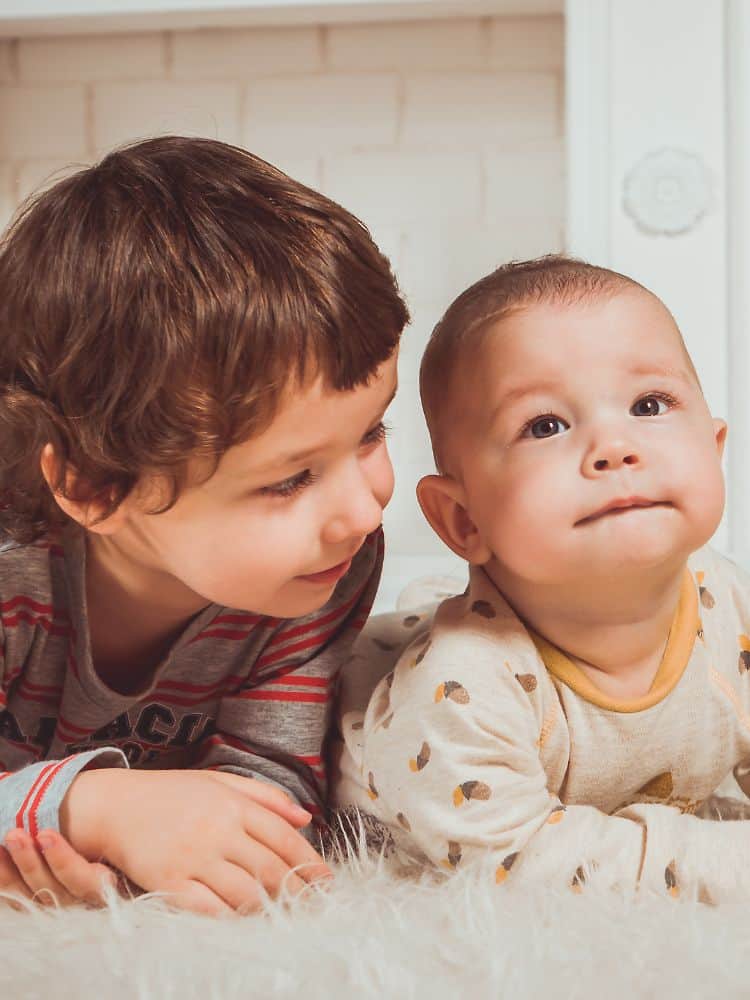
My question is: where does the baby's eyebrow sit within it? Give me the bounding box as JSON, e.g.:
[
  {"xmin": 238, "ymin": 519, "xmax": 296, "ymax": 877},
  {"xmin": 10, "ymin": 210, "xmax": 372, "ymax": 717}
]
[
  {"xmin": 627, "ymin": 363, "xmax": 693, "ymax": 382},
  {"xmin": 490, "ymin": 378, "xmax": 561, "ymax": 420}
]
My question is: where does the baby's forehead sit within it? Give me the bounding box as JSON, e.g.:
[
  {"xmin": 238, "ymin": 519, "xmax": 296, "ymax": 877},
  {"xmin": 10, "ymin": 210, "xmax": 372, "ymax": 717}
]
[{"xmin": 474, "ymin": 292, "xmax": 692, "ymax": 376}]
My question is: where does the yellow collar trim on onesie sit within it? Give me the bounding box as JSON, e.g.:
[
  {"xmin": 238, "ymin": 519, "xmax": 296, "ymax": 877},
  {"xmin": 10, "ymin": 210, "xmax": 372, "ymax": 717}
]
[{"xmin": 529, "ymin": 568, "xmax": 698, "ymax": 713}]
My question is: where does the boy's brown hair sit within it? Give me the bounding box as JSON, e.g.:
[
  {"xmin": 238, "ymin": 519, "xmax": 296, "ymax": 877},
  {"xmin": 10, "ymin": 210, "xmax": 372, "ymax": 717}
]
[
  {"xmin": 419, "ymin": 255, "xmax": 677, "ymax": 471},
  {"xmin": 0, "ymin": 136, "xmax": 408, "ymax": 543}
]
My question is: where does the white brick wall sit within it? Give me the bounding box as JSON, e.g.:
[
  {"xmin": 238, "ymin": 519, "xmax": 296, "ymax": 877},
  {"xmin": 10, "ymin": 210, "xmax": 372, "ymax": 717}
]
[{"xmin": 0, "ymin": 15, "xmax": 565, "ymax": 603}]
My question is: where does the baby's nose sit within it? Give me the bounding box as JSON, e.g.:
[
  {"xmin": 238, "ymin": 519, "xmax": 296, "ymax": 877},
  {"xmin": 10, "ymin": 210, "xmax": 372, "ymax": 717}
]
[{"xmin": 584, "ymin": 441, "xmax": 640, "ymax": 475}]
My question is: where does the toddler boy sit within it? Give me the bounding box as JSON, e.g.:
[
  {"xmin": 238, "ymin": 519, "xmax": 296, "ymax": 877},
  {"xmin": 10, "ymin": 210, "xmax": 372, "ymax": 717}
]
[
  {"xmin": 0, "ymin": 135, "xmax": 407, "ymax": 913},
  {"xmin": 335, "ymin": 255, "xmax": 750, "ymax": 903}
]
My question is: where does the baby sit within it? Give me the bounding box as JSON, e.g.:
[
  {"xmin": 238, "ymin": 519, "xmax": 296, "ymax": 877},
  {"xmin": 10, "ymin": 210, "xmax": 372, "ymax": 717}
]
[{"xmin": 333, "ymin": 254, "xmax": 750, "ymax": 903}]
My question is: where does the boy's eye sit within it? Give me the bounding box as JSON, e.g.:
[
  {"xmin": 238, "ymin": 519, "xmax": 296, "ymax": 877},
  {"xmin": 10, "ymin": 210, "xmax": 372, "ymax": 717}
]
[
  {"xmin": 631, "ymin": 393, "xmax": 676, "ymax": 417},
  {"xmin": 362, "ymin": 420, "xmax": 389, "ymax": 446},
  {"xmin": 260, "ymin": 469, "xmax": 317, "ymax": 499},
  {"xmin": 522, "ymin": 415, "xmax": 569, "ymax": 439}
]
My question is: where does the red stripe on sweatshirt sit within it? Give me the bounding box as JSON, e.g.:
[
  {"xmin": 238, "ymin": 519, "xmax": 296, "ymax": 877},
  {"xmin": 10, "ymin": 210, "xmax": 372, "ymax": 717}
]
[
  {"xmin": 263, "ymin": 591, "xmax": 360, "ymax": 649},
  {"xmin": 236, "ymin": 689, "xmax": 329, "ymax": 704},
  {"xmin": 0, "ymin": 595, "xmax": 59, "ymax": 616},
  {"xmin": 154, "ymin": 675, "xmax": 244, "ymax": 696},
  {"xmin": 56, "ymin": 715, "xmax": 95, "ymax": 739},
  {"xmin": 27, "ymin": 756, "xmax": 75, "ymax": 838},
  {"xmin": 1, "ymin": 613, "xmax": 71, "ymax": 638},
  {"xmin": 264, "ymin": 675, "xmax": 328, "ymax": 688},
  {"xmin": 254, "ymin": 624, "xmax": 343, "ymax": 672},
  {"xmin": 15, "ymin": 761, "xmax": 57, "ymax": 829}
]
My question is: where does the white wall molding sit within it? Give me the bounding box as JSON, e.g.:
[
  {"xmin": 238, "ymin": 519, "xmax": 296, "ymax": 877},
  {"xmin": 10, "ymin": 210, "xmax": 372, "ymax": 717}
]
[
  {"xmin": 0, "ymin": 0, "xmax": 562, "ymax": 38},
  {"xmin": 725, "ymin": 0, "xmax": 750, "ymax": 566}
]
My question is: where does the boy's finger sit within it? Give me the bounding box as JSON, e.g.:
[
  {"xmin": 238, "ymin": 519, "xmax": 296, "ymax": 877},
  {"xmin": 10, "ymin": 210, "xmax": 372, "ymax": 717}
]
[
  {"xmin": 242, "ymin": 802, "xmax": 334, "ymax": 883},
  {"xmin": 4, "ymin": 831, "xmax": 72, "ymax": 905},
  {"xmin": 224, "ymin": 845, "xmax": 308, "ymax": 902},
  {"xmin": 204, "ymin": 771, "xmax": 313, "ymax": 827},
  {"xmin": 163, "ymin": 879, "xmax": 234, "ymax": 917},
  {"xmin": 36, "ymin": 830, "xmax": 116, "ymax": 905},
  {"xmin": 0, "ymin": 845, "xmax": 32, "ymax": 905}
]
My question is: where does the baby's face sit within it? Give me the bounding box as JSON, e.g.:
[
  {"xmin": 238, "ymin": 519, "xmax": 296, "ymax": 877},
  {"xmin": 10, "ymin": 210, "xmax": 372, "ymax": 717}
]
[{"xmin": 456, "ymin": 290, "xmax": 726, "ymax": 585}]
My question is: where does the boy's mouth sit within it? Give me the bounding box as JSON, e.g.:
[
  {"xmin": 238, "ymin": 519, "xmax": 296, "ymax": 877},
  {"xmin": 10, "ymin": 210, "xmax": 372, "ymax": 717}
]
[
  {"xmin": 297, "ymin": 558, "xmax": 354, "ymax": 585},
  {"xmin": 575, "ymin": 497, "xmax": 673, "ymax": 526}
]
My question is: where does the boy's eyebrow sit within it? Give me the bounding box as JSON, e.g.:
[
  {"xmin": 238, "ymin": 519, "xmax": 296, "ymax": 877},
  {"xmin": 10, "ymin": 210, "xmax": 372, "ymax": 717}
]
[{"xmin": 242, "ymin": 384, "xmax": 399, "ymax": 474}]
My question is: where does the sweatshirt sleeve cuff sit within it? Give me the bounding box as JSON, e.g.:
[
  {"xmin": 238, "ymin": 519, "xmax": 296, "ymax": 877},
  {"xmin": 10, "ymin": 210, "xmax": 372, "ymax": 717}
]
[{"xmin": 4, "ymin": 747, "xmax": 128, "ymax": 840}]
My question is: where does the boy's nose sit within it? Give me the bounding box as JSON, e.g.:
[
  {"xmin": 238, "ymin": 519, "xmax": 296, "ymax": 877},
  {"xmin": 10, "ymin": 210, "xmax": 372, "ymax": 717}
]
[
  {"xmin": 323, "ymin": 478, "xmax": 383, "ymax": 545},
  {"xmin": 582, "ymin": 439, "xmax": 640, "ymax": 477}
]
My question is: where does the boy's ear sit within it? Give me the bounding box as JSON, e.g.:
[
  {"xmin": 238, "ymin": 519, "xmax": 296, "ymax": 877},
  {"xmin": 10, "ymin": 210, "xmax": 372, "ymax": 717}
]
[
  {"xmin": 714, "ymin": 418, "xmax": 728, "ymax": 460},
  {"xmin": 417, "ymin": 474, "xmax": 492, "ymax": 565},
  {"xmin": 40, "ymin": 443, "xmax": 129, "ymax": 535}
]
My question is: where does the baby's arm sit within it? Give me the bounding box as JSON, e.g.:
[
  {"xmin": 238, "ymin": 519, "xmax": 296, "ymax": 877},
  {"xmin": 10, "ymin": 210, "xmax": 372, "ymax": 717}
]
[{"xmin": 360, "ymin": 631, "xmax": 750, "ymax": 903}]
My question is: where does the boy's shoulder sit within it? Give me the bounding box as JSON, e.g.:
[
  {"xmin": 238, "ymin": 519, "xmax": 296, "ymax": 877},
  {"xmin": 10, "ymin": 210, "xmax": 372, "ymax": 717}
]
[{"xmin": 0, "ymin": 533, "xmax": 69, "ymax": 610}]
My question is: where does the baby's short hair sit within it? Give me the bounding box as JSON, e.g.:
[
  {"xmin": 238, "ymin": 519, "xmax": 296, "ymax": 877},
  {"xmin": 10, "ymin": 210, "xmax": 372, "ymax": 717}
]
[
  {"xmin": 420, "ymin": 255, "xmax": 647, "ymax": 472},
  {"xmin": 0, "ymin": 136, "xmax": 409, "ymax": 543}
]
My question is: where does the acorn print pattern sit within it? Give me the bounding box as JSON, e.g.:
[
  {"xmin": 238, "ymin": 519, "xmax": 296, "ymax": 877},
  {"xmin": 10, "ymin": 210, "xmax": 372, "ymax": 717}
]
[
  {"xmin": 571, "ymin": 865, "xmax": 586, "ymax": 894},
  {"xmin": 367, "ymin": 772, "xmax": 378, "ymax": 800},
  {"xmin": 495, "ymin": 852, "xmax": 518, "ymax": 884},
  {"xmin": 516, "ymin": 673, "xmax": 537, "ymax": 693},
  {"xmin": 396, "ymin": 812, "xmax": 411, "ymax": 832},
  {"xmin": 408, "ymin": 641, "xmax": 431, "ymax": 668},
  {"xmin": 696, "ymin": 571, "xmax": 715, "ymax": 609},
  {"xmin": 403, "ymin": 615, "xmax": 421, "ymax": 628},
  {"xmin": 414, "ymin": 641, "xmax": 431, "ymax": 666},
  {"xmin": 409, "ymin": 741, "xmax": 431, "ymax": 772},
  {"xmin": 434, "ymin": 680, "xmax": 470, "ymax": 704},
  {"xmin": 665, "ymin": 860, "xmax": 679, "ymax": 898},
  {"xmin": 372, "ymin": 638, "xmax": 398, "ymax": 652},
  {"xmin": 638, "ymin": 771, "xmax": 673, "ymax": 799},
  {"xmin": 471, "ymin": 600, "xmax": 496, "ymax": 619},
  {"xmin": 453, "ymin": 780, "xmax": 492, "ymax": 806},
  {"xmin": 739, "ymin": 635, "xmax": 750, "ymax": 674},
  {"xmin": 547, "ymin": 805, "xmax": 566, "ymax": 825},
  {"xmin": 441, "ymin": 841, "xmax": 463, "ymax": 869}
]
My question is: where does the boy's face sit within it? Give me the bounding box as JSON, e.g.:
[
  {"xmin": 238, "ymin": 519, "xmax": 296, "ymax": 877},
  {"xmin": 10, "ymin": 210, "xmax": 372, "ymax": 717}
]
[
  {"xmin": 98, "ymin": 354, "xmax": 398, "ymax": 618},
  {"xmin": 454, "ymin": 292, "xmax": 725, "ymax": 586}
]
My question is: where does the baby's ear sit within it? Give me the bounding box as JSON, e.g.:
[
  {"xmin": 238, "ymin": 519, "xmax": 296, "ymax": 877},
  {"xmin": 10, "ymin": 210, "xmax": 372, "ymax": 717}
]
[
  {"xmin": 39, "ymin": 443, "xmax": 129, "ymax": 535},
  {"xmin": 416, "ymin": 474, "xmax": 491, "ymax": 565},
  {"xmin": 713, "ymin": 418, "xmax": 728, "ymax": 459}
]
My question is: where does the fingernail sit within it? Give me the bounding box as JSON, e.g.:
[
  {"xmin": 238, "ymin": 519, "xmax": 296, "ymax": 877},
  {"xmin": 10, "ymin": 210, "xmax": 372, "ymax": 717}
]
[
  {"xmin": 292, "ymin": 806, "xmax": 313, "ymax": 823},
  {"xmin": 36, "ymin": 834, "xmax": 53, "ymax": 852},
  {"xmin": 5, "ymin": 834, "xmax": 23, "ymax": 851}
]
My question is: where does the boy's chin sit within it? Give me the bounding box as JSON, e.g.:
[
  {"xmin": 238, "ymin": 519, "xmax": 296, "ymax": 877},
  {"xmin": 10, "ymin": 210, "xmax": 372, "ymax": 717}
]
[{"xmin": 255, "ymin": 581, "xmax": 338, "ymax": 619}]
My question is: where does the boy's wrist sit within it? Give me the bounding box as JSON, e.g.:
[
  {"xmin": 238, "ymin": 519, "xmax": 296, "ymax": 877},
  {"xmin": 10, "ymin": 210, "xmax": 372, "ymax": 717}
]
[{"xmin": 59, "ymin": 767, "xmax": 120, "ymax": 861}]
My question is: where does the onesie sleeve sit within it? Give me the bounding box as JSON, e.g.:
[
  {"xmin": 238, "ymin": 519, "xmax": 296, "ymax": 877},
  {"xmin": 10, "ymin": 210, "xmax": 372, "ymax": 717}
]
[
  {"xmin": 191, "ymin": 529, "xmax": 384, "ymax": 825},
  {"xmin": 360, "ymin": 617, "xmax": 750, "ymax": 903}
]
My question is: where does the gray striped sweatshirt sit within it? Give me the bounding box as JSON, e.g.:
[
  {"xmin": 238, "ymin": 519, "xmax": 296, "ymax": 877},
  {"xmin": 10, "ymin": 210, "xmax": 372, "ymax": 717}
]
[{"xmin": 0, "ymin": 526, "xmax": 382, "ymax": 842}]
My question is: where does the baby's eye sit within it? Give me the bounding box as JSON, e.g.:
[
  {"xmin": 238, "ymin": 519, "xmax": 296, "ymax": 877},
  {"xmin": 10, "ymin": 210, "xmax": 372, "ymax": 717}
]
[
  {"xmin": 631, "ymin": 393, "xmax": 676, "ymax": 417},
  {"xmin": 522, "ymin": 415, "xmax": 570, "ymax": 439}
]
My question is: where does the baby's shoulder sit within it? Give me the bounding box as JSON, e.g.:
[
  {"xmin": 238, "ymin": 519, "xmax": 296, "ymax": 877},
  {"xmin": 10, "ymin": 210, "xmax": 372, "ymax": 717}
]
[{"xmin": 390, "ymin": 569, "xmax": 548, "ymax": 700}]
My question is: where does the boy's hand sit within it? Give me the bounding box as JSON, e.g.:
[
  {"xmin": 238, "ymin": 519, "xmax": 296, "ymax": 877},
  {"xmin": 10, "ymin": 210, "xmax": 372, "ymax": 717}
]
[
  {"xmin": 61, "ymin": 768, "xmax": 332, "ymax": 916},
  {"xmin": 1, "ymin": 829, "xmax": 116, "ymax": 908}
]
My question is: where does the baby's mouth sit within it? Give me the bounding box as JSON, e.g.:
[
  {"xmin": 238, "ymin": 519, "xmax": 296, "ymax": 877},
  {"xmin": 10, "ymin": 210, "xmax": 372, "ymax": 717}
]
[{"xmin": 575, "ymin": 498, "xmax": 673, "ymax": 526}]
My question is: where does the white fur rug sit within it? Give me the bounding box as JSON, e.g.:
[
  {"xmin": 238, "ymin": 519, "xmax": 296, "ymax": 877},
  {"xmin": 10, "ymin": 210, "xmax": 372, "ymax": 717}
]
[{"xmin": 1, "ymin": 844, "xmax": 749, "ymax": 999}]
